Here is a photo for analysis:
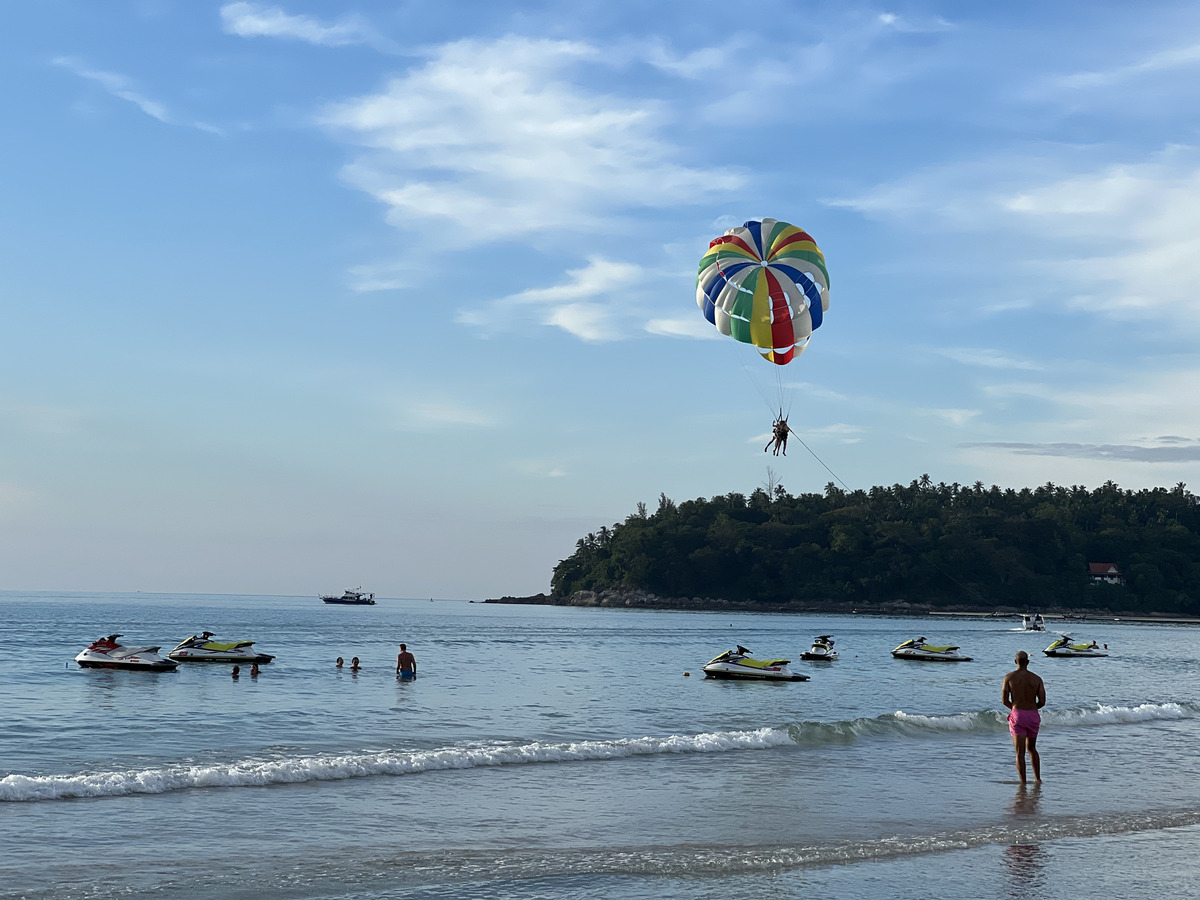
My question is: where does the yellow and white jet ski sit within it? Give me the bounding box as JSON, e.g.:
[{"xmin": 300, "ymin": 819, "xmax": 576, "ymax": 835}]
[
  {"xmin": 800, "ymin": 635, "xmax": 838, "ymax": 661},
  {"xmin": 891, "ymin": 637, "xmax": 972, "ymax": 662},
  {"xmin": 168, "ymin": 632, "xmax": 275, "ymax": 664},
  {"xmin": 703, "ymin": 646, "xmax": 809, "ymax": 681},
  {"xmin": 1043, "ymin": 634, "xmax": 1108, "ymax": 657}
]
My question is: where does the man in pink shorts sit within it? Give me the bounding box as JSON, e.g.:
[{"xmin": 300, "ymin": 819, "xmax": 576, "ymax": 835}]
[{"xmin": 1002, "ymin": 651, "xmax": 1046, "ymax": 784}]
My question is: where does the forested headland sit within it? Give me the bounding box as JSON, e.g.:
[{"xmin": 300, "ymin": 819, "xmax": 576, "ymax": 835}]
[{"xmin": 543, "ymin": 478, "xmax": 1200, "ymax": 616}]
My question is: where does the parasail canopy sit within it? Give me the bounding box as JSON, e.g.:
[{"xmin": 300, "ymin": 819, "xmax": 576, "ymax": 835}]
[{"xmin": 696, "ymin": 218, "xmax": 829, "ymax": 365}]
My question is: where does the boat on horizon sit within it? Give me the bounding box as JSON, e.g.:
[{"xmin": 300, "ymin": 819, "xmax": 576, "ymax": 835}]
[{"xmin": 320, "ymin": 588, "xmax": 376, "ymax": 605}]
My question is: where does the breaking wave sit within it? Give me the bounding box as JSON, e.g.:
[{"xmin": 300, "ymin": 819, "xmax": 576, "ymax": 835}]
[
  {"xmin": 3, "ymin": 701, "xmax": 1193, "ymax": 802},
  {"xmin": 784, "ymin": 700, "xmax": 1197, "ymax": 745},
  {"xmin": 0, "ymin": 728, "xmax": 792, "ymax": 801}
]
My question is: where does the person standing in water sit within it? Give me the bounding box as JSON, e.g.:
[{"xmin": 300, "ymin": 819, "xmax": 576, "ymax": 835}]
[
  {"xmin": 396, "ymin": 643, "xmax": 416, "ymax": 678},
  {"xmin": 1002, "ymin": 651, "xmax": 1046, "ymax": 784}
]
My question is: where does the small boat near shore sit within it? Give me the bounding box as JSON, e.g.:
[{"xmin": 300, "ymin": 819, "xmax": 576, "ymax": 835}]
[
  {"xmin": 168, "ymin": 632, "xmax": 275, "ymax": 663},
  {"xmin": 892, "ymin": 637, "xmax": 972, "ymax": 662},
  {"xmin": 1021, "ymin": 613, "xmax": 1046, "ymax": 632},
  {"xmin": 320, "ymin": 588, "xmax": 376, "ymax": 605},
  {"xmin": 702, "ymin": 646, "xmax": 809, "ymax": 681}
]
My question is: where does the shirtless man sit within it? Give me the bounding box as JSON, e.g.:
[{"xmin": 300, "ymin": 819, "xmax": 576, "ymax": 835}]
[
  {"xmin": 1001, "ymin": 651, "xmax": 1046, "ymax": 784},
  {"xmin": 396, "ymin": 643, "xmax": 417, "ymax": 678}
]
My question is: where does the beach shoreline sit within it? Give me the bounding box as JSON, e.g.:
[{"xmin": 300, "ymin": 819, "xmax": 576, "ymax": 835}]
[{"xmin": 484, "ymin": 588, "xmax": 1200, "ymax": 624}]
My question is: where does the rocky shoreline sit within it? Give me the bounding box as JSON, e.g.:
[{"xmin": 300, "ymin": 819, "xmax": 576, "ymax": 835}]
[{"xmin": 483, "ymin": 588, "xmax": 1113, "ymax": 618}]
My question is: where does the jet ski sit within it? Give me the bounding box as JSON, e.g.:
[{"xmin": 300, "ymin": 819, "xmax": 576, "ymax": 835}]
[
  {"xmin": 168, "ymin": 632, "xmax": 275, "ymax": 664},
  {"xmin": 892, "ymin": 637, "xmax": 973, "ymax": 662},
  {"xmin": 1021, "ymin": 613, "xmax": 1046, "ymax": 632},
  {"xmin": 1044, "ymin": 634, "xmax": 1108, "ymax": 657},
  {"xmin": 75, "ymin": 635, "xmax": 178, "ymax": 671},
  {"xmin": 702, "ymin": 646, "xmax": 809, "ymax": 681},
  {"xmin": 800, "ymin": 635, "xmax": 838, "ymax": 661}
]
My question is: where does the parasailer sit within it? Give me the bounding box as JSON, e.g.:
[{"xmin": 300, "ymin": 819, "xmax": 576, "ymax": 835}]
[
  {"xmin": 696, "ymin": 218, "xmax": 829, "ymax": 451},
  {"xmin": 765, "ymin": 414, "xmax": 791, "ymax": 456}
]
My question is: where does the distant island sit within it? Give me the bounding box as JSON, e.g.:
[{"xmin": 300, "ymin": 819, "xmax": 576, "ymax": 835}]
[{"xmin": 489, "ymin": 478, "xmax": 1200, "ymax": 617}]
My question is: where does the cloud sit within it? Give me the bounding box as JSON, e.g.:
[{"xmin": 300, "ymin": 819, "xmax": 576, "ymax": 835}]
[
  {"xmin": 877, "ymin": 12, "xmax": 956, "ymax": 34},
  {"xmin": 831, "ymin": 147, "xmax": 1200, "ymax": 332},
  {"xmin": 642, "ymin": 41, "xmax": 738, "ymax": 78},
  {"xmin": 1001, "ymin": 151, "xmax": 1200, "ymax": 327},
  {"xmin": 934, "ymin": 347, "xmax": 1043, "ymax": 370},
  {"xmin": 320, "ymin": 36, "xmax": 742, "ymax": 243},
  {"xmin": 385, "ymin": 398, "xmax": 498, "ymax": 431},
  {"xmin": 543, "ymin": 303, "xmax": 616, "ymax": 342},
  {"xmin": 1058, "ymin": 42, "xmax": 1200, "ymax": 89},
  {"xmin": 510, "ymin": 459, "xmax": 567, "ymax": 478},
  {"xmin": 219, "ymin": 2, "xmax": 391, "ymax": 50},
  {"xmin": 459, "ymin": 256, "xmax": 644, "ymax": 341},
  {"xmin": 51, "ymin": 57, "xmax": 222, "ymax": 134},
  {"xmin": 915, "ymin": 407, "xmax": 981, "ymax": 427},
  {"xmin": 645, "ymin": 316, "xmax": 717, "ymax": 339},
  {"xmin": 963, "ymin": 439, "xmax": 1200, "ymax": 463}
]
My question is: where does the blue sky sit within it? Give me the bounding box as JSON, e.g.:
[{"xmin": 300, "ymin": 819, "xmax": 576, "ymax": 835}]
[{"xmin": 3, "ymin": 1, "xmax": 1199, "ymax": 597}]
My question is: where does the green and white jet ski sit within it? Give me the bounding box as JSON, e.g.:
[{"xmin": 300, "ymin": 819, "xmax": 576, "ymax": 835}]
[
  {"xmin": 892, "ymin": 637, "xmax": 972, "ymax": 662},
  {"xmin": 703, "ymin": 646, "xmax": 809, "ymax": 681},
  {"xmin": 1043, "ymin": 634, "xmax": 1108, "ymax": 657},
  {"xmin": 168, "ymin": 632, "xmax": 275, "ymax": 664},
  {"xmin": 800, "ymin": 635, "xmax": 838, "ymax": 661}
]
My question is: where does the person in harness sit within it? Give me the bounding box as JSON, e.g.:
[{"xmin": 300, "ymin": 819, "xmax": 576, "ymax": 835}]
[{"xmin": 765, "ymin": 414, "xmax": 791, "ymax": 456}]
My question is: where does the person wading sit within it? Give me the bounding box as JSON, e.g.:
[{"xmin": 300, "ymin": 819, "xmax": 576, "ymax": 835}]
[{"xmin": 1001, "ymin": 651, "xmax": 1046, "ymax": 784}]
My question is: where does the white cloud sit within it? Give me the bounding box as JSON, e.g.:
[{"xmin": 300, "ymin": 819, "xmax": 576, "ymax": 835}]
[
  {"xmin": 832, "ymin": 147, "xmax": 1200, "ymax": 332},
  {"xmin": 510, "ymin": 459, "xmax": 567, "ymax": 478},
  {"xmin": 321, "ymin": 36, "xmax": 741, "ymax": 243},
  {"xmin": 219, "ymin": 2, "xmax": 390, "ymax": 50},
  {"xmin": 877, "ymin": 12, "xmax": 955, "ymax": 34},
  {"xmin": 642, "ymin": 41, "xmax": 738, "ymax": 78},
  {"xmin": 384, "ymin": 398, "xmax": 498, "ymax": 431},
  {"xmin": 52, "ymin": 57, "xmax": 222, "ymax": 134},
  {"xmin": 915, "ymin": 407, "xmax": 981, "ymax": 427},
  {"xmin": 1058, "ymin": 42, "xmax": 1200, "ymax": 89},
  {"xmin": 459, "ymin": 256, "xmax": 644, "ymax": 341},
  {"xmin": 957, "ymin": 364, "xmax": 1200, "ymax": 488},
  {"xmin": 507, "ymin": 257, "xmax": 642, "ymax": 305},
  {"xmin": 934, "ymin": 347, "xmax": 1043, "ymax": 370},
  {"xmin": 1001, "ymin": 152, "xmax": 1200, "ymax": 326},
  {"xmin": 645, "ymin": 316, "xmax": 717, "ymax": 339},
  {"xmin": 544, "ymin": 303, "xmax": 616, "ymax": 342}
]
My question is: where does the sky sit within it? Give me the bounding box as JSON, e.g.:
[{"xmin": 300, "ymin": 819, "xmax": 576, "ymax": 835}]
[{"xmin": 2, "ymin": 1, "xmax": 1200, "ymax": 598}]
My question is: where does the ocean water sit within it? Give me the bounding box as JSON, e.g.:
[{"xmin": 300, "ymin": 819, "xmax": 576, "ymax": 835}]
[{"xmin": 2, "ymin": 591, "xmax": 1198, "ymax": 899}]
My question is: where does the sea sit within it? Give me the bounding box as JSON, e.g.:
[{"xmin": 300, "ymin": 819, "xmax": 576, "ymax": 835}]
[{"xmin": 2, "ymin": 591, "xmax": 1199, "ymax": 899}]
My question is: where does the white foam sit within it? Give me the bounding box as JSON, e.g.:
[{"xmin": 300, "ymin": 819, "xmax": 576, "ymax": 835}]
[
  {"xmin": 0, "ymin": 727, "xmax": 794, "ymax": 802},
  {"xmin": 1047, "ymin": 701, "xmax": 1196, "ymax": 727}
]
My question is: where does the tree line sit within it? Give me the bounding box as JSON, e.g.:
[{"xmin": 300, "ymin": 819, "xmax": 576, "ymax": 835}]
[{"xmin": 551, "ymin": 478, "xmax": 1200, "ymax": 615}]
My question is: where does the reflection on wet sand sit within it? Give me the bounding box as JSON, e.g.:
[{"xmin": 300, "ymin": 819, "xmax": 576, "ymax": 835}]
[{"xmin": 1004, "ymin": 785, "xmax": 1046, "ymax": 897}]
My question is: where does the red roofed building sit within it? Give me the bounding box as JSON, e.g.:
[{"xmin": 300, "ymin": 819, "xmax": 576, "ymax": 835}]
[{"xmin": 1088, "ymin": 563, "xmax": 1124, "ymax": 585}]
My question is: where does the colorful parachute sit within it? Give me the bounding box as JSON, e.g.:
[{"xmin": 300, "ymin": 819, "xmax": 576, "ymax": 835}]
[{"xmin": 696, "ymin": 218, "xmax": 829, "ymax": 365}]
